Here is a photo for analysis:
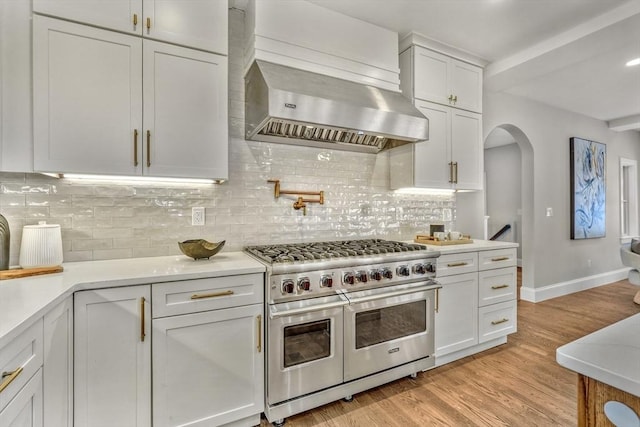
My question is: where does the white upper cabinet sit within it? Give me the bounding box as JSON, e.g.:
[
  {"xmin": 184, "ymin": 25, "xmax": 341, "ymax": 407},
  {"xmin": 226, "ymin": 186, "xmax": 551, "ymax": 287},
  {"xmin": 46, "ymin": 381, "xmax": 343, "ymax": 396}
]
[
  {"xmin": 390, "ymin": 100, "xmax": 482, "ymax": 190},
  {"xmin": 411, "ymin": 46, "xmax": 482, "ymax": 113},
  {"xmin": 32, "ymin": 0, "xmax": 228, "ymax": 54},
  {"xmin": 33, "ymin": 0, "xmax": 141, "ymax": 36},
  {"xmin": 392, "ymin": 43, "xmax": 483, "ymax": 191},
  {"xmin": 143, "ymin": 40, "xmax": 228, "ymax": 179},
  {"xmin": 33, "ymin": 16, "xmax": 143, "ymax": 176},
  {"xmin": 143, "ymin": 0, "xmax": 228, "ymax": 54},
  {"xmin": 0, "ymin": 0, "xmax": 34, "ymax": 172},
  {"xmin": 33, "ymin": 15, "xmax": 228, "ymax": 180}
]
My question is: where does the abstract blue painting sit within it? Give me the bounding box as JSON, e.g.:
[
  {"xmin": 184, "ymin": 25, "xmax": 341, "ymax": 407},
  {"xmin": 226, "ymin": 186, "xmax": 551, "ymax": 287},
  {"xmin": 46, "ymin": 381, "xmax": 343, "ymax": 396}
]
[{"xmin": 570, "ymin": 137, "xmax": 606, "ymax": 239}]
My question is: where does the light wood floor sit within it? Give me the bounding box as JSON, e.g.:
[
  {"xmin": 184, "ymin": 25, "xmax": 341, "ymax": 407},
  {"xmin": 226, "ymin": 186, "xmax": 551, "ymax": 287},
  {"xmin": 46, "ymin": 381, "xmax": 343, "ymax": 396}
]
[{"xmin": 260, "ymin": 280, "xmax": 640, "ymax": 426}]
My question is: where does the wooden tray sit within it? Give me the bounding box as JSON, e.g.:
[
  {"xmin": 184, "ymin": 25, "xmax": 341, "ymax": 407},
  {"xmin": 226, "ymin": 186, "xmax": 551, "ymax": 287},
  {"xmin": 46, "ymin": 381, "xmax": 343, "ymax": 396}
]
[
  {"xmin": 414, "ymin": 235, "xmax": 474, "ymax": 246},
  {"xmin": 0, "ymin": 266, "xmax": 64, "ymax": 280}
]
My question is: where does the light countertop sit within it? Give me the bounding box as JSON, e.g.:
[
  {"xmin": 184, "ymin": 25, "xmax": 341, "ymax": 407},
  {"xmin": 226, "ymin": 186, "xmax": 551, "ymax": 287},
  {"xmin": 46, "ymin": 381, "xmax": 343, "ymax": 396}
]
[
  {"xmin": 556, "ymin": 313, "xmax": 640, "ymax": 397},
  {"xmin": 416, "ymin": 239, "xmax": 519, "ymax": 254},
  {"xmin": 0, "ymin": 252, "xmax": 265, "ymax": 349}
]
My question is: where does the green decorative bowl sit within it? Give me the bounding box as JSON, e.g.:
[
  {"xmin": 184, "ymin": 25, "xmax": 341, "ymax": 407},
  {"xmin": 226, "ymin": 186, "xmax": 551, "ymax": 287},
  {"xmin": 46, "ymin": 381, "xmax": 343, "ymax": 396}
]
[{"xmin": 178, "ymin": 239, "xmax": 225, "ymax": 260}]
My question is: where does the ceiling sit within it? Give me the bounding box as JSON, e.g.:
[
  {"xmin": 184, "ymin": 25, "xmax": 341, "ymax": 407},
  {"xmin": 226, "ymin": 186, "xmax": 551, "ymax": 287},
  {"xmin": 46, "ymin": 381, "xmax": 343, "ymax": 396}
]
[{"xmin": 301, "ymin": 0, "xmax": 640, "ymax": 132}]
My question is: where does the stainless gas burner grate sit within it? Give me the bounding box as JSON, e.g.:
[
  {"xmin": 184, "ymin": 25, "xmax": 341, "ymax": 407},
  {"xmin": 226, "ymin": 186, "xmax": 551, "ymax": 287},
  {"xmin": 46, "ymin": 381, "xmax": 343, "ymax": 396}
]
[{"xmin": 244, "ymin": 239, "xmax": 427, "ymax": 264}]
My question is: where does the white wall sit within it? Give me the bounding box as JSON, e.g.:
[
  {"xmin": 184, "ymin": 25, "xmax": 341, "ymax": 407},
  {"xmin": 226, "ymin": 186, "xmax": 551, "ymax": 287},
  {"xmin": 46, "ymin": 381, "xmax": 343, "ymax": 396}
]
[
  {"xmin": 485, "ymin": 143, "xmax": 521, "ymax": 258},
  {"xmin": 0, "ymin": 9, "xmax": 456, "ymax": 266},
  {"xmin": 471, "ymin": 91, "xmax": 640, "ymax": 295}
]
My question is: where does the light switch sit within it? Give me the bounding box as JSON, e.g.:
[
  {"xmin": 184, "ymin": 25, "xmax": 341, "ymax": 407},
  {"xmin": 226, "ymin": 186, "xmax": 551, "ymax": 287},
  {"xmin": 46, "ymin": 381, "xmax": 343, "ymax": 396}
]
[{"xmin": 546, "ymin": 207, "xmax": 553, "ymax": 217}]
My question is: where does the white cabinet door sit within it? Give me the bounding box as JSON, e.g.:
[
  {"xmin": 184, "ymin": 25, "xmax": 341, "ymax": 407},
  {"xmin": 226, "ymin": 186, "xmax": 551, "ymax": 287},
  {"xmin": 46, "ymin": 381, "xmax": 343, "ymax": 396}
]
[
  {"xmin": 152, "ymin": 304, "xmax": 264, "ymax": 427},
  {"xmin": 451, "ymin": 59, "xmax": 482, "ymax": 113},
  {"xmin": 0, "ymin": 369, "xmax": 43, "ymax": 427},
  {"xmin": 434, "ymin": 272, "xmax": 478, "ymax": 357},
  {"xmin": 43, "ymin": 298, "xmax": 73, "ymax": 427},
  {"xmin": 451, "ymin": 109, "xmax": 482, "ymax": 190},
  {"xmin": 0, "ymin": 0, "xmax": 33, "ymax": 172},
  {"xmin": 390, "ymin": 100, "xmax": 481, "ymax": 190},
  {"xmin": 413, "ymin": 47, "xmax": 450, "ymax": 107},
  {"xmin": 33, "ymin": 0, "xmax": 142, "ymax": 35},
  {"xmin": 411, "ymin": 100, "xmax": 451, "ymax": 189},
  {"xmin": 74, "ymin": 286, "xmax": 151, "ymax": 427},
  {"xmin": 33, "ymin": 16, "xmax": 143, "ymax": 175},
  {"xmin": 412, "ymin": 46, "xmax": 482, "ymax": 113},
  {"xmin": 143, "ymin": 40, "xmax": 228, "ymax": 179},
  {"xmin": 143, "ymin": 0, "xmax": 228, "ymax": 54}
]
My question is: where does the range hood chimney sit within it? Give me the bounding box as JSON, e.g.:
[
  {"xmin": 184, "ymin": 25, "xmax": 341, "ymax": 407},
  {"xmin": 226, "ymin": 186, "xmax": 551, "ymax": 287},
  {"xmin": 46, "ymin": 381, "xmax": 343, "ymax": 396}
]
[{"xmin": 245, "ymin": 61, "xmax": 429, "ymax": 154}]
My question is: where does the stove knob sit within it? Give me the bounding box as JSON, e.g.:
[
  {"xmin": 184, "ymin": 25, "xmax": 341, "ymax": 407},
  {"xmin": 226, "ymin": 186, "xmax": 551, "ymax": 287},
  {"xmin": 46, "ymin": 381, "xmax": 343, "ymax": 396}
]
[
  {"xmin": 413, "ymin": 263, "xmax": 426, "ymax": 275},
  {"xmin": 343, "ymin": 272, "xmax": 356, "ymax": 286},
  {"xmin": 426, "ymin": 262, "xmax": 436, "ymax": 274},
  {"xmin": 281, "ymin": 279, "xmax": 295, "ymax": 294},
  {"xmin": 297, "ymin": 277, "xmax": 311, "ymax": 292},
  {"xmin": 381, "ymin": 268, "xmax": 393, "ymax": 279},
  {"xmin": 355, "ymin": 270, "xmax": 368, "ymax": 283},
  {"xmin": 369, "ymin": 270, "xmax": 382, "ymax": 281},
  {"xmin": 396, "ymin": 265, "xmax": 410, "ymax": 277},
  {"xmin": 320, "ymin": 275, "xmax": 333, "ymax": 288}
]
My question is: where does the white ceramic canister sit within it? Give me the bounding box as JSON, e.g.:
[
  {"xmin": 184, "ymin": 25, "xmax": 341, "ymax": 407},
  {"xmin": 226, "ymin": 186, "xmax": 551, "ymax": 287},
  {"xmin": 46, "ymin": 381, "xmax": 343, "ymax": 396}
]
[{"xmin": 19, "ymin": 221, "xmax": 63, "ymax": 268}]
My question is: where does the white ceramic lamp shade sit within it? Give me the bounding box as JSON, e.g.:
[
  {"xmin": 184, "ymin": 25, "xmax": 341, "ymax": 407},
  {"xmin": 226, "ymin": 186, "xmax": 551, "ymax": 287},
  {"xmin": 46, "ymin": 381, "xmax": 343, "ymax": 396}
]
[{"xmin": 19, "ymin": 222, "xmax": 63, "ymax": 268}]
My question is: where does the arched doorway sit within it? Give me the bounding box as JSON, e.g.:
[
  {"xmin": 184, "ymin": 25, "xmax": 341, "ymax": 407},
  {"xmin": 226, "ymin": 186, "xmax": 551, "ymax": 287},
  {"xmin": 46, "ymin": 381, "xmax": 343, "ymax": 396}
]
[{"xmin": 484, "ymin": 125, "xmax": 534, "ymax": 299}]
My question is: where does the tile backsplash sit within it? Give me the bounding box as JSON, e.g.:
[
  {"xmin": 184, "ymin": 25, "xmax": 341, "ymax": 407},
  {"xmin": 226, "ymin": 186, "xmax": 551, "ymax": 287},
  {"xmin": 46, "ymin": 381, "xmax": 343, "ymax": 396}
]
[{"xmin": 0, "ymin": 9, "xmax": 455, "ymax": 266}]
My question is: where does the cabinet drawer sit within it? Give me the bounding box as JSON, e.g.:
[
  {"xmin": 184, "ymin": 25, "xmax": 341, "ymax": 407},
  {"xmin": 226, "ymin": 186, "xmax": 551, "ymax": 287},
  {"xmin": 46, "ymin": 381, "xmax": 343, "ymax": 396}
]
[
  {"xmin": 478, "ymin": 300, "xmax": 517, "ymax": 343},
  {"xmin": 478, "ymin": 248, "xmax": 517, "ymax": 271},
  {"xmin": 0, "ymin": 319, "xmax": 43, "ymax": 411},
  {"xmin": 479, "ymin": 267, "xmax": 517, "ymax": 307},
  {"xmin": 436, "ymin": 252, "xmax": 478, "ymax": 277},
  {"xmin": 152, "ymin": 274, "xmax": 264, "ymax": 318}
]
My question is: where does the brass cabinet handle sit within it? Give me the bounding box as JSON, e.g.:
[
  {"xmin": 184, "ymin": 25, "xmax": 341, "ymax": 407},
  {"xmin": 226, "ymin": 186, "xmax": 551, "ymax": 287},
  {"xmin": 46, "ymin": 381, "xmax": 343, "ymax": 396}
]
[
  {"xmin": 491, "ymin": 284, "xmax": 509, "ymax": 290},
  {"xmin": 491, "ymin": 256, "xmax": 510, "ymax": 262},
  {"xmin": 0, "ymin": 367, "xmax": 24, "ymax": 393},
  {"xmin": 133, "ymin": 14, "xmax": 138, "ymax": 27},
  {"xmin": 191, "ymin": 290, "xmax": 234, "ymax": 300},
  {"xmin": 491, "ymin": 318, "xmax": 509, "ymax": 325},
  {"xmin": 448, "ymin": 162, "xmax": 454, "ymax": 183},
  {"xmin": 447, "ymin": 262, "xmax": 468, "ymax": 267},
  {"xmin": 146, "ymin": 130, "xmax": 151, "ymax": 167},
  {"xmin": 435, "ymin": 288, "xmax": 439, "ymax": 313},
  {"xmin": 146, "ymin": 17, "xmax": 151, "ymax": 30},
  {"xmin": 133, "ymin": 129, "xmax": 139, "ymax": 166},
  {"xmin": 453, "ymin": 95, "xmax": 458, "ymax": 104},
  {"xmin": 256, "ymin": 315, "xmax": 262, "ymax": 353},
  {"xmin": 448, "ymin": 94, "xmax": 454, "ymax": 104},
  {"xmin": 453, "ymin": 161, "xmax": 458, "ymax": 183},
  {"xmin": 140, "ymin": 297, "xmax": 146, "ymax": 342}
]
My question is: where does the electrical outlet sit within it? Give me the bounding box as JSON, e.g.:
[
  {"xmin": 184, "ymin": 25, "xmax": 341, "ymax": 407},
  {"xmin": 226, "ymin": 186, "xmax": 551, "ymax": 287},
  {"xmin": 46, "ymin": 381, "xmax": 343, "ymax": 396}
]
[{"xmin": 192, "ymin": 207, "xmax": 205, "ymax": 226}]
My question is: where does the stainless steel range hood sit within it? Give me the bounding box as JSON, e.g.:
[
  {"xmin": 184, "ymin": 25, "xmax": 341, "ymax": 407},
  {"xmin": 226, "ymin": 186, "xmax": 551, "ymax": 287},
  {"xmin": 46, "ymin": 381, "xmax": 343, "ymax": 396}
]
[{"xmin": 245, "ymin": 61, "xmax": 429, "ymax": 154}]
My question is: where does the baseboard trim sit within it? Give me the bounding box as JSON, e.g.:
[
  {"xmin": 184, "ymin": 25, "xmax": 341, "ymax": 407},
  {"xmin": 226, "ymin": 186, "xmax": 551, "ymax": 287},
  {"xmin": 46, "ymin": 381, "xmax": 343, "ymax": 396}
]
[{"xmin": 520, "ymin": 268, "xmax": 631, "ymax": 303}]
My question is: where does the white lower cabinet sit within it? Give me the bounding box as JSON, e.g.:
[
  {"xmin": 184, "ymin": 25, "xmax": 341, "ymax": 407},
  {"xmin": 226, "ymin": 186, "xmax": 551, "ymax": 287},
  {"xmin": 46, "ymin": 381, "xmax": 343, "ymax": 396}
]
[
  {"xmin": 73, "ymin": 274, "xmax": 264, "ymax": 427},
  {"xmin": 0, "ymin": 369, "xmax": 43, "ymax": 427},
  {"xmin": 43, "ymin": 298, "xmax": 73, "ymax": 427},
  {"xmin": 152, "ymin": 304, "xmax": 264, "ymax": 427},
  {"xmin": 435, "ymin": 247, "xmax": 517, "ymax": 366},
  {"xmin": 435, "ymin": 272, "xmax": 478, "ymax": 357},
  {"xmin": 74, "ymin": 286, "xmax": 152, "ymax": 427}
]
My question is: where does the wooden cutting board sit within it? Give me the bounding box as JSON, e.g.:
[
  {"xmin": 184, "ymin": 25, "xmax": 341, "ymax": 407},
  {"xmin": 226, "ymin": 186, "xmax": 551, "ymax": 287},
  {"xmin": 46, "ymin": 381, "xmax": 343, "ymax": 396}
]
[
  {"xmin": 414, "ymin": 235, "xmax": 474, "ymax": 246},
  {"xmin": 0, "ymin": 266, "xmax": 64, "ymax": 280}
]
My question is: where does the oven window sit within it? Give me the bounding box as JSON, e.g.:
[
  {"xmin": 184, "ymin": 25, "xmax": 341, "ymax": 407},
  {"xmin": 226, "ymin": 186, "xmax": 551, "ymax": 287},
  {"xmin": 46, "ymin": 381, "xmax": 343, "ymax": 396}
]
[
  {"xmin": 355, "ymin": 300, "xmax": 426, "ymax": 349},
  {"xmin": 283, "ymin": 319, "xmax": 331, "ymax": 368}
]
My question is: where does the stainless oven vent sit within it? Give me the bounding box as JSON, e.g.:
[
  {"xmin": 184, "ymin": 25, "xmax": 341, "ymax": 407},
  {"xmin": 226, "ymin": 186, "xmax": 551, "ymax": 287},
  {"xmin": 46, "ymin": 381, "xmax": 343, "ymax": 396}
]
[
  {"xmin": 257, "ymin": 119, "xmax": 388, "ymax": 151},
  {"xmin": 245, "ymin": 60, "xmax": 429, "ymax": 154}
]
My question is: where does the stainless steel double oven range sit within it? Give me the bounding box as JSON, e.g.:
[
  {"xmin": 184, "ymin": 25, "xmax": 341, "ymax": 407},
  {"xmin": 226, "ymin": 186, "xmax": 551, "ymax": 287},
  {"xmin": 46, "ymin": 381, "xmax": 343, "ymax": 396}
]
[{"xmin": 244, "ymin": 239, "xmax": 441, "ymax": 426}]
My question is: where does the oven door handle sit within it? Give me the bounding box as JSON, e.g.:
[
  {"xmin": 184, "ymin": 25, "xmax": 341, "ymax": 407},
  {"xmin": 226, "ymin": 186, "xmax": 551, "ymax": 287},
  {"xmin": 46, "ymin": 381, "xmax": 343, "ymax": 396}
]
[
  {"xmin": 346, "ymin": 284, "xmax": 441, "ymax": 305},
  {"xmin": 269, "ymin": 299, "xmax": 349, "ymax": 319}
]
